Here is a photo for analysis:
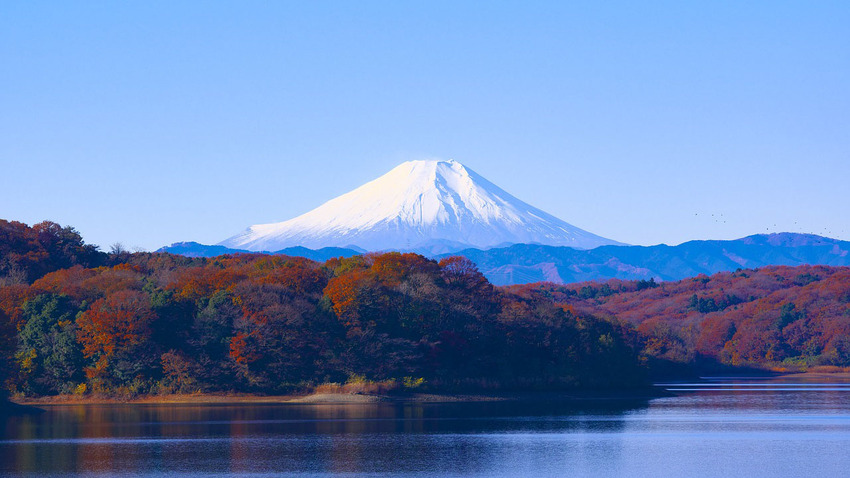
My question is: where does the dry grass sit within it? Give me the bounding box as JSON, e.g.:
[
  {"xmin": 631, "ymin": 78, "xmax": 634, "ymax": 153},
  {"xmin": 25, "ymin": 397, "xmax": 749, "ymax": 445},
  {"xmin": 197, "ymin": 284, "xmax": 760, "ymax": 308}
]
[
  {"xmin": 313, "ymin": 380, "xmax": 401, "ymax": 395},
  {"xmin": 805, "ymin": 365, "xmax": 850, "ymax": 374},
  {"xmin": 17, "ymin": 379, "xmax": 408, "ymax": 406}
]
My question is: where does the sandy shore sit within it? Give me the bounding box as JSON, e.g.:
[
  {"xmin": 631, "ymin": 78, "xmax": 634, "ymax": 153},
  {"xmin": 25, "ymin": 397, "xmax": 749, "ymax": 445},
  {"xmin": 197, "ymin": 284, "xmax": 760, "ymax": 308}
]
[
  {"xmin": 14, "ymin": 389, "xmax": 665, "ymax": 406},
  {"xmin": 14, "ymin": 392, "xmax": 516, "ymax": 406}
]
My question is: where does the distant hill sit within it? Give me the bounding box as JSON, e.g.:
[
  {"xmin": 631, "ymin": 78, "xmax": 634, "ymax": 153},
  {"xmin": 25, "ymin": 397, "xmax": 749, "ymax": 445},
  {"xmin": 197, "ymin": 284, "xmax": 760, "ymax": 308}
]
[
  {"xmin": 439, "ymin": 233, "xmax": 850, "ymax": 285},
  {"xmin": 157, "ymin": 242, "xmax": 251, "ymax": 257},
  {"xmin": 157, "ymin": 242, "xmax": 361, "ymax": 262}
]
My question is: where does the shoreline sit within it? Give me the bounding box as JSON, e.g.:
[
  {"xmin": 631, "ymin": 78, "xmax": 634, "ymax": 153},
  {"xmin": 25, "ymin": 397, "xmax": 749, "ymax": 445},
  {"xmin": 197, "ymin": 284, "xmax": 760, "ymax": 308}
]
[
  {"xmin": 14, "ymin": 389, "xmax": 664, "ymax": 407},
  {"xmin": 14, "ymin": 371, "xmax": 850, "ymax": 407}
]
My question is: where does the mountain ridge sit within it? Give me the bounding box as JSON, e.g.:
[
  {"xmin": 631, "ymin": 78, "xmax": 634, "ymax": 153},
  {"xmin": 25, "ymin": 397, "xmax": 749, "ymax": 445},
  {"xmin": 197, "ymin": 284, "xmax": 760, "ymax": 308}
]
[
  {"xmin": 159, "ymin": 233, "xmax": 850, "ymax": 285},
  {"xmin": 441, "ymin": 233, "xmax": 850, "ymax": 285}
]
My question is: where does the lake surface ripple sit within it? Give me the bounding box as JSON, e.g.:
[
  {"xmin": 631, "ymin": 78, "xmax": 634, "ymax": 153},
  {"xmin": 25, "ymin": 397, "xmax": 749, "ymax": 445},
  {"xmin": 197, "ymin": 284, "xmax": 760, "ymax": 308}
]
[{"xmin": 3, "ymin": 377, "xmax": 850, "ymax": 477}]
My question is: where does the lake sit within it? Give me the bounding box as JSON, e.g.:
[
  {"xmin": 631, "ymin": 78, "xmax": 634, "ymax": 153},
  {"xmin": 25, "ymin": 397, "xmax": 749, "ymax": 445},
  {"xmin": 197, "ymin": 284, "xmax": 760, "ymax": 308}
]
[{"xmin": 3, "ymin": 376, "xmax": 850, "ymax": 477}]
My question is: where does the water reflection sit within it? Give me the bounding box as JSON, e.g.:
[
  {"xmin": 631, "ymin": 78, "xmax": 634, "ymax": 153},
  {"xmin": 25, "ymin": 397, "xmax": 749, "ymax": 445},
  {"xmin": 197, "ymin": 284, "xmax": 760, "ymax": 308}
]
[
  {"xmin": 3, "ymin": 383, "xmax": 850, "ymax": 477},
  {"xmin": 1, "ymin": 399, "xmax": 644, "ymax": 476}
]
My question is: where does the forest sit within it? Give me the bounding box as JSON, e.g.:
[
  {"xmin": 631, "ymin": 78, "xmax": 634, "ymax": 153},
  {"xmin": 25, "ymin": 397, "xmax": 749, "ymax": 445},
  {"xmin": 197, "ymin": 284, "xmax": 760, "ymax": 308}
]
[
  {"xmin": 2, "ymin": 219, "xmax": 850, "ymax": 400},
  {"xmin": 511, "ymin": 264, "xmax": 850, "ymax": 371},
  {"xmin": 0, "ymin": 220, "xmax": 643, "ymax": 399}
]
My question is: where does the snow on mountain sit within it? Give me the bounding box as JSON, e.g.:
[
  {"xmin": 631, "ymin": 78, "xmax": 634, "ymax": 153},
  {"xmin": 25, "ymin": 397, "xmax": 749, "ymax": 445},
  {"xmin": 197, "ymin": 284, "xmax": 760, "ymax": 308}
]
[{"xmin": 219, "ymin": 159, "xmax": 623, "ymax": 253}]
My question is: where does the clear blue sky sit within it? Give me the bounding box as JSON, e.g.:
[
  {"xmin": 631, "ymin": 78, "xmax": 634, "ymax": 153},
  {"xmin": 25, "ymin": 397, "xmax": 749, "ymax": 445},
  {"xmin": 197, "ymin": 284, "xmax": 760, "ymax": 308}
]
[{"xmin": 2, "ymin": 1, "xmax": 848, "ymax": 251}]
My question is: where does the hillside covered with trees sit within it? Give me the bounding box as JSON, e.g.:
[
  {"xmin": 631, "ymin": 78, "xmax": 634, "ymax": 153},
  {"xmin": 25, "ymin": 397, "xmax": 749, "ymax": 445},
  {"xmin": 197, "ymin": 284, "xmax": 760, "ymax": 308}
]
[
  {"xmin": 0, "ymin": 220, "xmax": 642, "ymax": 400},
  {"xmin": 509, "ymin": 265, "xmax": 850, "ymax": 371},
  {"xmin": 2, "ymin": 219, "xmax": 850, "ymax": 402}
]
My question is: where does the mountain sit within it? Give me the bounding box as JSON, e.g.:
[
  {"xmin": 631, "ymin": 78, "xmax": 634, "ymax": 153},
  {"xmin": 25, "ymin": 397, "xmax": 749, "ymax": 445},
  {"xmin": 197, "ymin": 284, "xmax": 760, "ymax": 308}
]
[
  {"xmin": 219, "ymin": 159, "xmax": 622, "ymax": 254},
  {"xmin": 157, "ymin": 241, "xmax": 360, "ymax": 262},
  {"xmin": 440, "ymin": 233, "xmax": 850, "ymax": 285}
]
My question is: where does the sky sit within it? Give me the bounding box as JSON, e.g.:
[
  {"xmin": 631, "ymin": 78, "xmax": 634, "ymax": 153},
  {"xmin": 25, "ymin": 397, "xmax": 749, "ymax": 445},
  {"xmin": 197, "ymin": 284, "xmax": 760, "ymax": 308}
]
[{"xmin": 1, "ymin": 1, "xmax": 848, "ymax": 251}]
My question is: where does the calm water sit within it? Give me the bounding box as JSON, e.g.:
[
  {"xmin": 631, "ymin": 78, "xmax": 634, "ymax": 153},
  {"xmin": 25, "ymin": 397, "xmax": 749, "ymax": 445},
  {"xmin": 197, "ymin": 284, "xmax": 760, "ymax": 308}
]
[{"xmin": 3, "ymin": 377, "xmax": 850, "ymax": 477}]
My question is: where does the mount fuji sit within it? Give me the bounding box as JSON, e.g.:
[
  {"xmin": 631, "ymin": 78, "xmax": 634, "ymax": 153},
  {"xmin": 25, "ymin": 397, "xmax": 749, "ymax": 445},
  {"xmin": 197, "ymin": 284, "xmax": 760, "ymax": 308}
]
[{"xmin": 219, "ymin": 159, "xmax": 623, "ymax": 254}]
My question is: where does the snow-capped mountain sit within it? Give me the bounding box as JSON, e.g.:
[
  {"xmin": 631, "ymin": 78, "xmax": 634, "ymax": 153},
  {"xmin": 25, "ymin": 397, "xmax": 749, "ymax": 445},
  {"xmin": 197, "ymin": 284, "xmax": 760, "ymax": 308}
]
[{"xmin": 219, "ymin": 159, "xmax": 623, "ymax": 253}]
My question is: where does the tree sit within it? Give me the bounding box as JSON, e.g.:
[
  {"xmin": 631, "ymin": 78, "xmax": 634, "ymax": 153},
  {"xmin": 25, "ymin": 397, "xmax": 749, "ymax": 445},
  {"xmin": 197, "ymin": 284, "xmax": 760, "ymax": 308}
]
[
  {"xmin": 0, "ymin": 220, "xmax": 104, "ymax": 284},
  {"xmin": 16, "ymin": 294, "xmax": 83, "ymax": 394},
  {"xmin": 0, "ymin": 307, "xmax": 14, "ymax": 401},
  {"xmin": 76, "ymin": 290, "xmax": 158, "ymax": 393},
  {"xmin": 187, "ymin": 290, "xmax": 242, "ymax": 389}
]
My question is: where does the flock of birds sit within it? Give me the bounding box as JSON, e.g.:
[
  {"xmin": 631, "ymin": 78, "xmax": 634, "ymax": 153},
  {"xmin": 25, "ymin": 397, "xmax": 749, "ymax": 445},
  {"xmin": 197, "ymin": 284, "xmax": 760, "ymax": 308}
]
[{"xmin": 692, "ymin": 213, "xmax": 844, "ymax": 238}]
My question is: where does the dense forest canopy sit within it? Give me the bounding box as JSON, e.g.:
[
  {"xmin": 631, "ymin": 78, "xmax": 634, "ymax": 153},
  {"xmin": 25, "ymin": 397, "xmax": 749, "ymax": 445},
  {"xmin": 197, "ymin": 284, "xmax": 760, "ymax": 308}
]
[
  {"xmin": 0, "ymin": 220, "xmax": 643, "ymax": 398},
  {"xmin": 2, "ymin": 219, "xmax": 850, "ymax": 399},
  {"xmin": 0, "ymin": 220, "xmax": 105, "ymax": 285}
]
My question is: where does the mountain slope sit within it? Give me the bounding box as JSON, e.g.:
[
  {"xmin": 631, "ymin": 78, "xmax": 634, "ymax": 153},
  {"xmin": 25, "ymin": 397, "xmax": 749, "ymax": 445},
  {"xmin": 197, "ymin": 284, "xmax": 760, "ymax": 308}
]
[{"xmin": 219, "ymin": 159, "xmax": 622, "ymax": 253}]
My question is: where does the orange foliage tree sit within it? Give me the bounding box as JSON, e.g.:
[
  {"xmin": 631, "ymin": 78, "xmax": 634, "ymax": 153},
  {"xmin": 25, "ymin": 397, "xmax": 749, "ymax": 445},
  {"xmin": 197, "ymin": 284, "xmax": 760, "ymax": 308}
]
[{"xmin": 76, "ymin": 290, "xmax": 157, "ymax": 392}]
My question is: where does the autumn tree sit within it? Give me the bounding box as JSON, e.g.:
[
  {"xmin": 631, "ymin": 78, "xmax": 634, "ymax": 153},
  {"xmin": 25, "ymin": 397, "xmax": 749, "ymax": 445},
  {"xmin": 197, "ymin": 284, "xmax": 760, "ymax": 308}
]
[
  {"xmin": 76, "ymin": 290, "xmax": 158, "ymax": 393},
  {"xmin": 0, "ymin": 220, "xmax": 104, "ymax": 284}
]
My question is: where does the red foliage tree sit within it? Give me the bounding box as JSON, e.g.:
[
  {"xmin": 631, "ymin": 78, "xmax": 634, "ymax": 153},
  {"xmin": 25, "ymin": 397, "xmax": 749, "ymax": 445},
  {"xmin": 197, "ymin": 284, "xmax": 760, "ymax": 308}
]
[{"xmin": 76, "ymin": 290, "xmax": 157, "ymax": 390}]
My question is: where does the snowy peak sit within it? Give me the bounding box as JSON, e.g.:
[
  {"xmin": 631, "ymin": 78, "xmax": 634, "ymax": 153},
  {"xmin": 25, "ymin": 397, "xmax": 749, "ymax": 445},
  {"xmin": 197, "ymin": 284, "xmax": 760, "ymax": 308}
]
[
  {"xmin": 340, "ymin": 159, "xmax": 521, "ymax": 228},
  {"xmin": 220, "ymin": 159, "xmax": 623, "ymax": 253}
]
